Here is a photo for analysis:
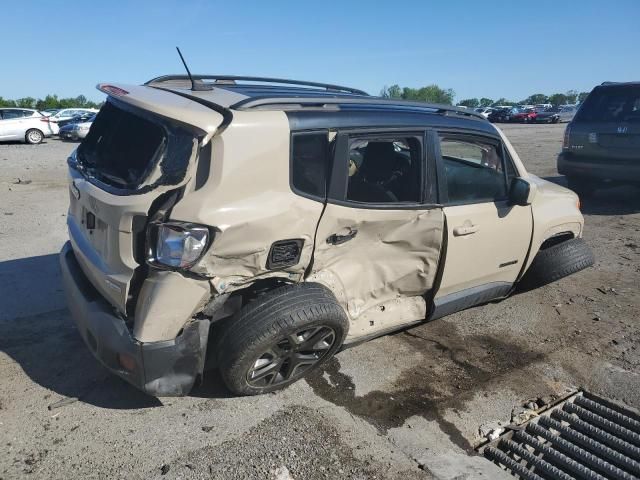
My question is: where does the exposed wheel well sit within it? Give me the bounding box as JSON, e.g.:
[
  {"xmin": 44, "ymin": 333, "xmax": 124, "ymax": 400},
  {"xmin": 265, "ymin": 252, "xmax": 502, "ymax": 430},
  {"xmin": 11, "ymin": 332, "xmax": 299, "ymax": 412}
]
[
  {"xmin": 202, "ymin": 277, "xmax": 294, "ymax": 324},
  {"xmin": 234, "ymin": 277, "xmax": 295, "ymax": 306},
  {"xmin": 539, "ymin": 232, "xmax": 574, "ymax": 250}
]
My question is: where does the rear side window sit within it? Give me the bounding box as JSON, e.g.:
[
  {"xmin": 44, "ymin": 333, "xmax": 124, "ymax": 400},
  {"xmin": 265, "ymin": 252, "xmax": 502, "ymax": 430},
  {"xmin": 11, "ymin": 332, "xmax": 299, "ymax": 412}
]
[
  {"xmin": 575, "ymin": 86, "xmax": 640, "ymax": 123},
  {"xmin": 347, "ymin": 136, "xmax": 422, "ymax": 203},
  {"xmin": 77, "ymin": 102, "xmax": 167, "ymax": 189},
  {"xmin": 291, "ymin": 132, "xmax": 328, "ymax": 200}
]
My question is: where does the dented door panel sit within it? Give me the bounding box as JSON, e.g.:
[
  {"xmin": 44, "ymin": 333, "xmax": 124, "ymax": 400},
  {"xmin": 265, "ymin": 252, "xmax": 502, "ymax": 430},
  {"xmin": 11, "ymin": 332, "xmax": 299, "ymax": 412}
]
[{"xmin": 310, "ymin": 205, "xmax": 444, "ymax": 338}]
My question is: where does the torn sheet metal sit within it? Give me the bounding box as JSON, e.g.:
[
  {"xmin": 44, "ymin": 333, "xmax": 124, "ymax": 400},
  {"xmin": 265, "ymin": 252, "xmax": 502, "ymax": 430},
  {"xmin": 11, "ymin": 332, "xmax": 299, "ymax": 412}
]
[
  {"xmin": 134, "ymin": 270, "xmax": 210, "ymax": 342},
  {"xmin": 343, "ymin": 295, "xmax": 427, "ymax": 342}
]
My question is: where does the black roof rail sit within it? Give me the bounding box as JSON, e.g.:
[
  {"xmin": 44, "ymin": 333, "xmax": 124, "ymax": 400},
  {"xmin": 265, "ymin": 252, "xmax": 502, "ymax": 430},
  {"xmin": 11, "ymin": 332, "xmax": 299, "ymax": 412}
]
[
  {"xmin": 231, "ymin": 96, "xmax": 487, "ymax": 120},
  {"xmin": 144, "ymin": 74, "xmax": 369, "ymax": 96}
]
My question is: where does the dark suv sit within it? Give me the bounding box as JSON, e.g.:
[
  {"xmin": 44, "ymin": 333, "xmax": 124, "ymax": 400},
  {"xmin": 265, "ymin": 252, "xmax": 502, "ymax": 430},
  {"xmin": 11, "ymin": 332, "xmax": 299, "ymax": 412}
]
[{"xmin": 558, "ymin": 81, "xmax": 640, "ymax": 196}]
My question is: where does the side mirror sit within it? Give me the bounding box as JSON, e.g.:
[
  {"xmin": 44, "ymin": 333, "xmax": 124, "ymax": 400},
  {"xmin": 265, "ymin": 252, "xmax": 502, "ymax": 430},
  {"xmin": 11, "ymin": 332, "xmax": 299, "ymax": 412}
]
[{"xmin": 508, "ymin": 177, "xmax": 532, "ymax": 206}]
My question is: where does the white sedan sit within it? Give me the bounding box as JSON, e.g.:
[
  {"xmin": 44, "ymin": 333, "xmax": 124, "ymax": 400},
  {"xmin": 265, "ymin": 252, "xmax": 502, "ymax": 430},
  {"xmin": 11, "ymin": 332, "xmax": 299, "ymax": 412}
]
[{"xmin": 0, "ymin": 108, "xmax": 57, "ymax": 144}]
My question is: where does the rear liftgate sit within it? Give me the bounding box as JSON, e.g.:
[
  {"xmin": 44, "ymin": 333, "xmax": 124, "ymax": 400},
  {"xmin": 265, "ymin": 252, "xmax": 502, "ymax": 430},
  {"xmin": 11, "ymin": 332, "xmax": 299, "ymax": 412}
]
[{"xmin": 480, "ymin": 391, "xmax": 640, "ymax": 480}]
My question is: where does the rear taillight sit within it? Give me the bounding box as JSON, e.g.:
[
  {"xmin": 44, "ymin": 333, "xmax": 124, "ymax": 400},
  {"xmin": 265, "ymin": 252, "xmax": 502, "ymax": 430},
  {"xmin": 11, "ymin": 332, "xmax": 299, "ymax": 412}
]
[
  {"xmin": 40, "ymin": 117, "xmax": 50, "ymax": 122},
  {"xmin": 99, "ymin": 84, "xmax": 129, "ymax": 96},
  {"xmin": 563, "ymin": 123, "xmax": 571, "ymax": 149}
]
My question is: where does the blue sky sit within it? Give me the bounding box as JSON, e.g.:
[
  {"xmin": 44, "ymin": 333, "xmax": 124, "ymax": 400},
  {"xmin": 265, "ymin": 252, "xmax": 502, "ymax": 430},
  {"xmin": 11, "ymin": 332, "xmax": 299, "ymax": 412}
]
[{"xmin": 3, "ymin": 0, "xmax": 639, "ymax": 103}]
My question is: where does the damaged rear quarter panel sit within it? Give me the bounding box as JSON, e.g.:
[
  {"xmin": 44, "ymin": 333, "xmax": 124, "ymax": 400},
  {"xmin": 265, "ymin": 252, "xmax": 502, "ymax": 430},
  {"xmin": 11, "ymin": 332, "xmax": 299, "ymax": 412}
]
[{"xmin": 169, "ymin": 110, "xmax": 324, "ymax": 290}]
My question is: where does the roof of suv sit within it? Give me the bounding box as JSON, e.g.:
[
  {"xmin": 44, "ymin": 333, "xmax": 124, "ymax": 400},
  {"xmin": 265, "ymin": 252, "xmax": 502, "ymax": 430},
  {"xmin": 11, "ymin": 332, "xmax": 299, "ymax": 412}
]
[
  {"xmin": 599, "ymin": 81, "xmax": 640, "ymax": 87},
  {"xmin": 143, "ymin": 74, "xmax": 489, "ymax": 126}
]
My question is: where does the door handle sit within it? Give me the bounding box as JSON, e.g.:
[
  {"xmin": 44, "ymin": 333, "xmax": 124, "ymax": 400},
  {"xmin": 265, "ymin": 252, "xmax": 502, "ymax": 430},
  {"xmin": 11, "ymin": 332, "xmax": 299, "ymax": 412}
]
[
  {"xmin": 453, "ymin": 224, "xmax": 479, "ymax": 236},
  {"xmin": 327, "ymin": 228, "xmax": 358, "ymax": 245}
]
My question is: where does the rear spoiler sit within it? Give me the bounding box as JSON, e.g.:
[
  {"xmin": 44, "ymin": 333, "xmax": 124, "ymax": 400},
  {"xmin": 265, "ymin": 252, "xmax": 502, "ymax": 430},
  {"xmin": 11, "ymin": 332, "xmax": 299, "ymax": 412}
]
[{"xmin": 97, "ymin": 83, "xmax": 231, "ymax": 140}]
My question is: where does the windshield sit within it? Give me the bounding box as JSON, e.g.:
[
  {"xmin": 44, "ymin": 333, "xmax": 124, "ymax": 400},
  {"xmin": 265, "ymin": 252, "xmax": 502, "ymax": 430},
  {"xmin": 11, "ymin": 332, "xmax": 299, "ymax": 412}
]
[{"xmin": 575, "ymin": 85, "xmax": 640, "ymax": 123}]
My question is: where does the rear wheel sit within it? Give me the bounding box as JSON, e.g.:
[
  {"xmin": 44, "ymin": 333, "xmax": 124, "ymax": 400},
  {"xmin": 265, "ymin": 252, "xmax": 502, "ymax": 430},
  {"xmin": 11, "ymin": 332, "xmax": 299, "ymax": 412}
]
[
  {"xmin": 217, "ymin": 282, "xmax": 348, "ymax": 396},
  {"xmin": 25, "ymin": 129, "xmax": 44, "ymax": 144}
]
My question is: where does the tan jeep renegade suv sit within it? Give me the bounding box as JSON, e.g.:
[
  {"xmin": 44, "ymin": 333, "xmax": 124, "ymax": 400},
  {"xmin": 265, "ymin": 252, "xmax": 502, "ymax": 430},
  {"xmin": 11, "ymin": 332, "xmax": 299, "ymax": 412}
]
[{"xmin": 60, "ymin": 75, "xmax": 593, "ymax": 397}]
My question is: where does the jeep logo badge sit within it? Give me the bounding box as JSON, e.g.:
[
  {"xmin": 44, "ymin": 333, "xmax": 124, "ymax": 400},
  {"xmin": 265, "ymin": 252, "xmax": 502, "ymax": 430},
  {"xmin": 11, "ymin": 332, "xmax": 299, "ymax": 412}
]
[
  {"xmin": 617, "ymin": 126, "xmax": 628, "ymax": 134},
  {"xmin": 70, "ymin": 181, "xmax": 80, "ymax": 200}
]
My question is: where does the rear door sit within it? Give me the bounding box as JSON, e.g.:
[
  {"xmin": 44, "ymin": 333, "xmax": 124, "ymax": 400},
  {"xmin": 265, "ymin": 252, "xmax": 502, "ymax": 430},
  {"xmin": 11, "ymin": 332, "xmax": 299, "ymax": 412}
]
[
  {"xmin": 311, "ymin": 129, "xmax": 444, "ymax": 319},
  {"xmin": 432, "ymin": 131, "xmax": 532, "ymax": 318}
]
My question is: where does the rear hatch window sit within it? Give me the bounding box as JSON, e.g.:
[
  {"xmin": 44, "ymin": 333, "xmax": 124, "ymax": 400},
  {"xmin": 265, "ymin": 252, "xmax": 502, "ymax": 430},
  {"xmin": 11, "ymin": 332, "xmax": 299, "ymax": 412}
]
[
  {"xmin": 575, "ymin": 85, "xmax": 640, "ymax": 123},
  {"xmin": 75, "ymin": 100, "xmax": 197, "ymax": 191}
]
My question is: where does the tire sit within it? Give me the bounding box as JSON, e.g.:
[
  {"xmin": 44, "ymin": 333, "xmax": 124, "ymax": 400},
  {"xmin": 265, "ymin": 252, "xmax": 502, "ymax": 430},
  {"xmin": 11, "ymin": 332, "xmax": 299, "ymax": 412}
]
[
  {"xmin": 566, "ymin": 176, "xmax": 598, "ymax": 198},
  {"xmin": 25, "ymin": 129, "xmax": 44, "ymax": 145},
  {"xmin": 217, "ymin": 282, "xmax": 349, "ymax": 396},
  {"xmin": 519, "ymin": 238, "xmax": 594, "ymax": 291}
]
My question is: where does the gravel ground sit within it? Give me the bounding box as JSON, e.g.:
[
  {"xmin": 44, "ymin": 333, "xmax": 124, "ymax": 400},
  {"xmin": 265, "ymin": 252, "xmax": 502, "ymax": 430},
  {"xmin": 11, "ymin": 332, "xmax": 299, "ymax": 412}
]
[{"xmin": 0, "ymin": 124, "xmax": 638, "ymax": 480}]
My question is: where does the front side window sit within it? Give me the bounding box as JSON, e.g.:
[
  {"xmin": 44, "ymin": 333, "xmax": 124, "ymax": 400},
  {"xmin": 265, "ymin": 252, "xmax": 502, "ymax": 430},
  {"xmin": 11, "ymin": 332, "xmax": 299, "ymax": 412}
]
[
  {"xmin": 346, "ymin": 136, "xmax": 421, "ymax": 203},
  {"xmin": 439, "ymin": 135, "xmax": 508, "ymax": 204}
]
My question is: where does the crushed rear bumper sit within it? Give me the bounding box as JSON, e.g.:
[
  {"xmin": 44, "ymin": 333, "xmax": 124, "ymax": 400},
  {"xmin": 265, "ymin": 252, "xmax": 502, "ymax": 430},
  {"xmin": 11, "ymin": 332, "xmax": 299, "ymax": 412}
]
[{"xmin": 59, "ymin": 242, "xmax": 209, "ymax": 396}]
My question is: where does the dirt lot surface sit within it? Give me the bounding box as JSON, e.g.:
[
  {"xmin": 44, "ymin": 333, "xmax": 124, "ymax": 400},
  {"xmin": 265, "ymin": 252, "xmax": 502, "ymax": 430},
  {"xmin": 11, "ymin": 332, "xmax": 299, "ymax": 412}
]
[{"xmin": 1, "ymin": 124, "xmax": 638, "ymax": 480}]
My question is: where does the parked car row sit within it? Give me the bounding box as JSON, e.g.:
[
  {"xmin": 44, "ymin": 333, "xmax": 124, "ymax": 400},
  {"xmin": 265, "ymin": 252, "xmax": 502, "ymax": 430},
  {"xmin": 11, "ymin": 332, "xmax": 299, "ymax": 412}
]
[
  {"xmin": 484, "ymin": 105, "xmax": 577, "ymax": 124},
  {"xmin": 0, "ymin": 107, "xmax": 97, "ymax": 144}
]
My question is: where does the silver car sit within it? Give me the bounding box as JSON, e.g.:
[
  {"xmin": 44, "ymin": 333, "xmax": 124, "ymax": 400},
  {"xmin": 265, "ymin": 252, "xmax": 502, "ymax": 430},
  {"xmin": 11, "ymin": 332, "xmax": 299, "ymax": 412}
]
[
  {"xmin": 59, "ymin": 114, "xmax": 95, "ymax": 141},
  {"xmin": 0, "ymin": 108, "xmax": 57, "ymax": 144},
  {"xmin": 558, "ymin": 105, "xmax": 578, "ymax": 122}
]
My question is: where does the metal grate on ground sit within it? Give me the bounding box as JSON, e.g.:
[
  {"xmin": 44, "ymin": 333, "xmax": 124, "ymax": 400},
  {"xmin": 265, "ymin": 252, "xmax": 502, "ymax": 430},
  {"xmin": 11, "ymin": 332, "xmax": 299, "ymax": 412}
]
[{"xmin": 480, "ymin": 391, "xmax": 640, "ymax": 480}]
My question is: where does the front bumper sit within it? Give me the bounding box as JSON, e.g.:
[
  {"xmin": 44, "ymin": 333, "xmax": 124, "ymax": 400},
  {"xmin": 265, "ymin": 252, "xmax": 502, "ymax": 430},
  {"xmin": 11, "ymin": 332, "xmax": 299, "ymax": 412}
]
[
  {"xmin": 558, "ymin": 152, "xmax": 640, "ymax": 183},
  {"xmin": 59, "ymin": 242, "xmax": 209, "ymax": 396},
  {"xmin": 59, "ymin": 131, "xmax": 76, "ymax": 140},
  {"xmin": 534, "ymin": 116, "xmax": 557, "ymax": 123}
]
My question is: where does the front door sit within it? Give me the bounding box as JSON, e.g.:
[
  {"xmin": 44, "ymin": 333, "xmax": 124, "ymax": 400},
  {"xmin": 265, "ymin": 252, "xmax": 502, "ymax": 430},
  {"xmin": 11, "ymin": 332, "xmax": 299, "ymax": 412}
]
[
  {"xmin": 432, "ymin": 132, "xmax": 533, "ymax": 318},
  {"xmin": 311, "ymin": 130, "xmax": 444, "ymax": 323}
]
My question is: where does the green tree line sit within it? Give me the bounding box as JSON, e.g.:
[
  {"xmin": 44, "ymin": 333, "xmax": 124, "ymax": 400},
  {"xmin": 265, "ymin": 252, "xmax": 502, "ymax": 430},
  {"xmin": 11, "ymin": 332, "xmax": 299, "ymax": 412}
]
[
  {"xmin": 380, "ymin": 84, "xmax": 456, "ymax": 105},
  {"xmin": 0, "ymin": 94, "xmax": 103, "ymax": 110},
  {"xmin": 1, "ymin": 87, "xmax": 591, "ymax": 111},
  {"xmin": 380, "ymin": 84, "xmax": 590, "ymax": 108},
  {"xmin": 457, "ymin": 90, "xmax": 590, "ymax": 108}
]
